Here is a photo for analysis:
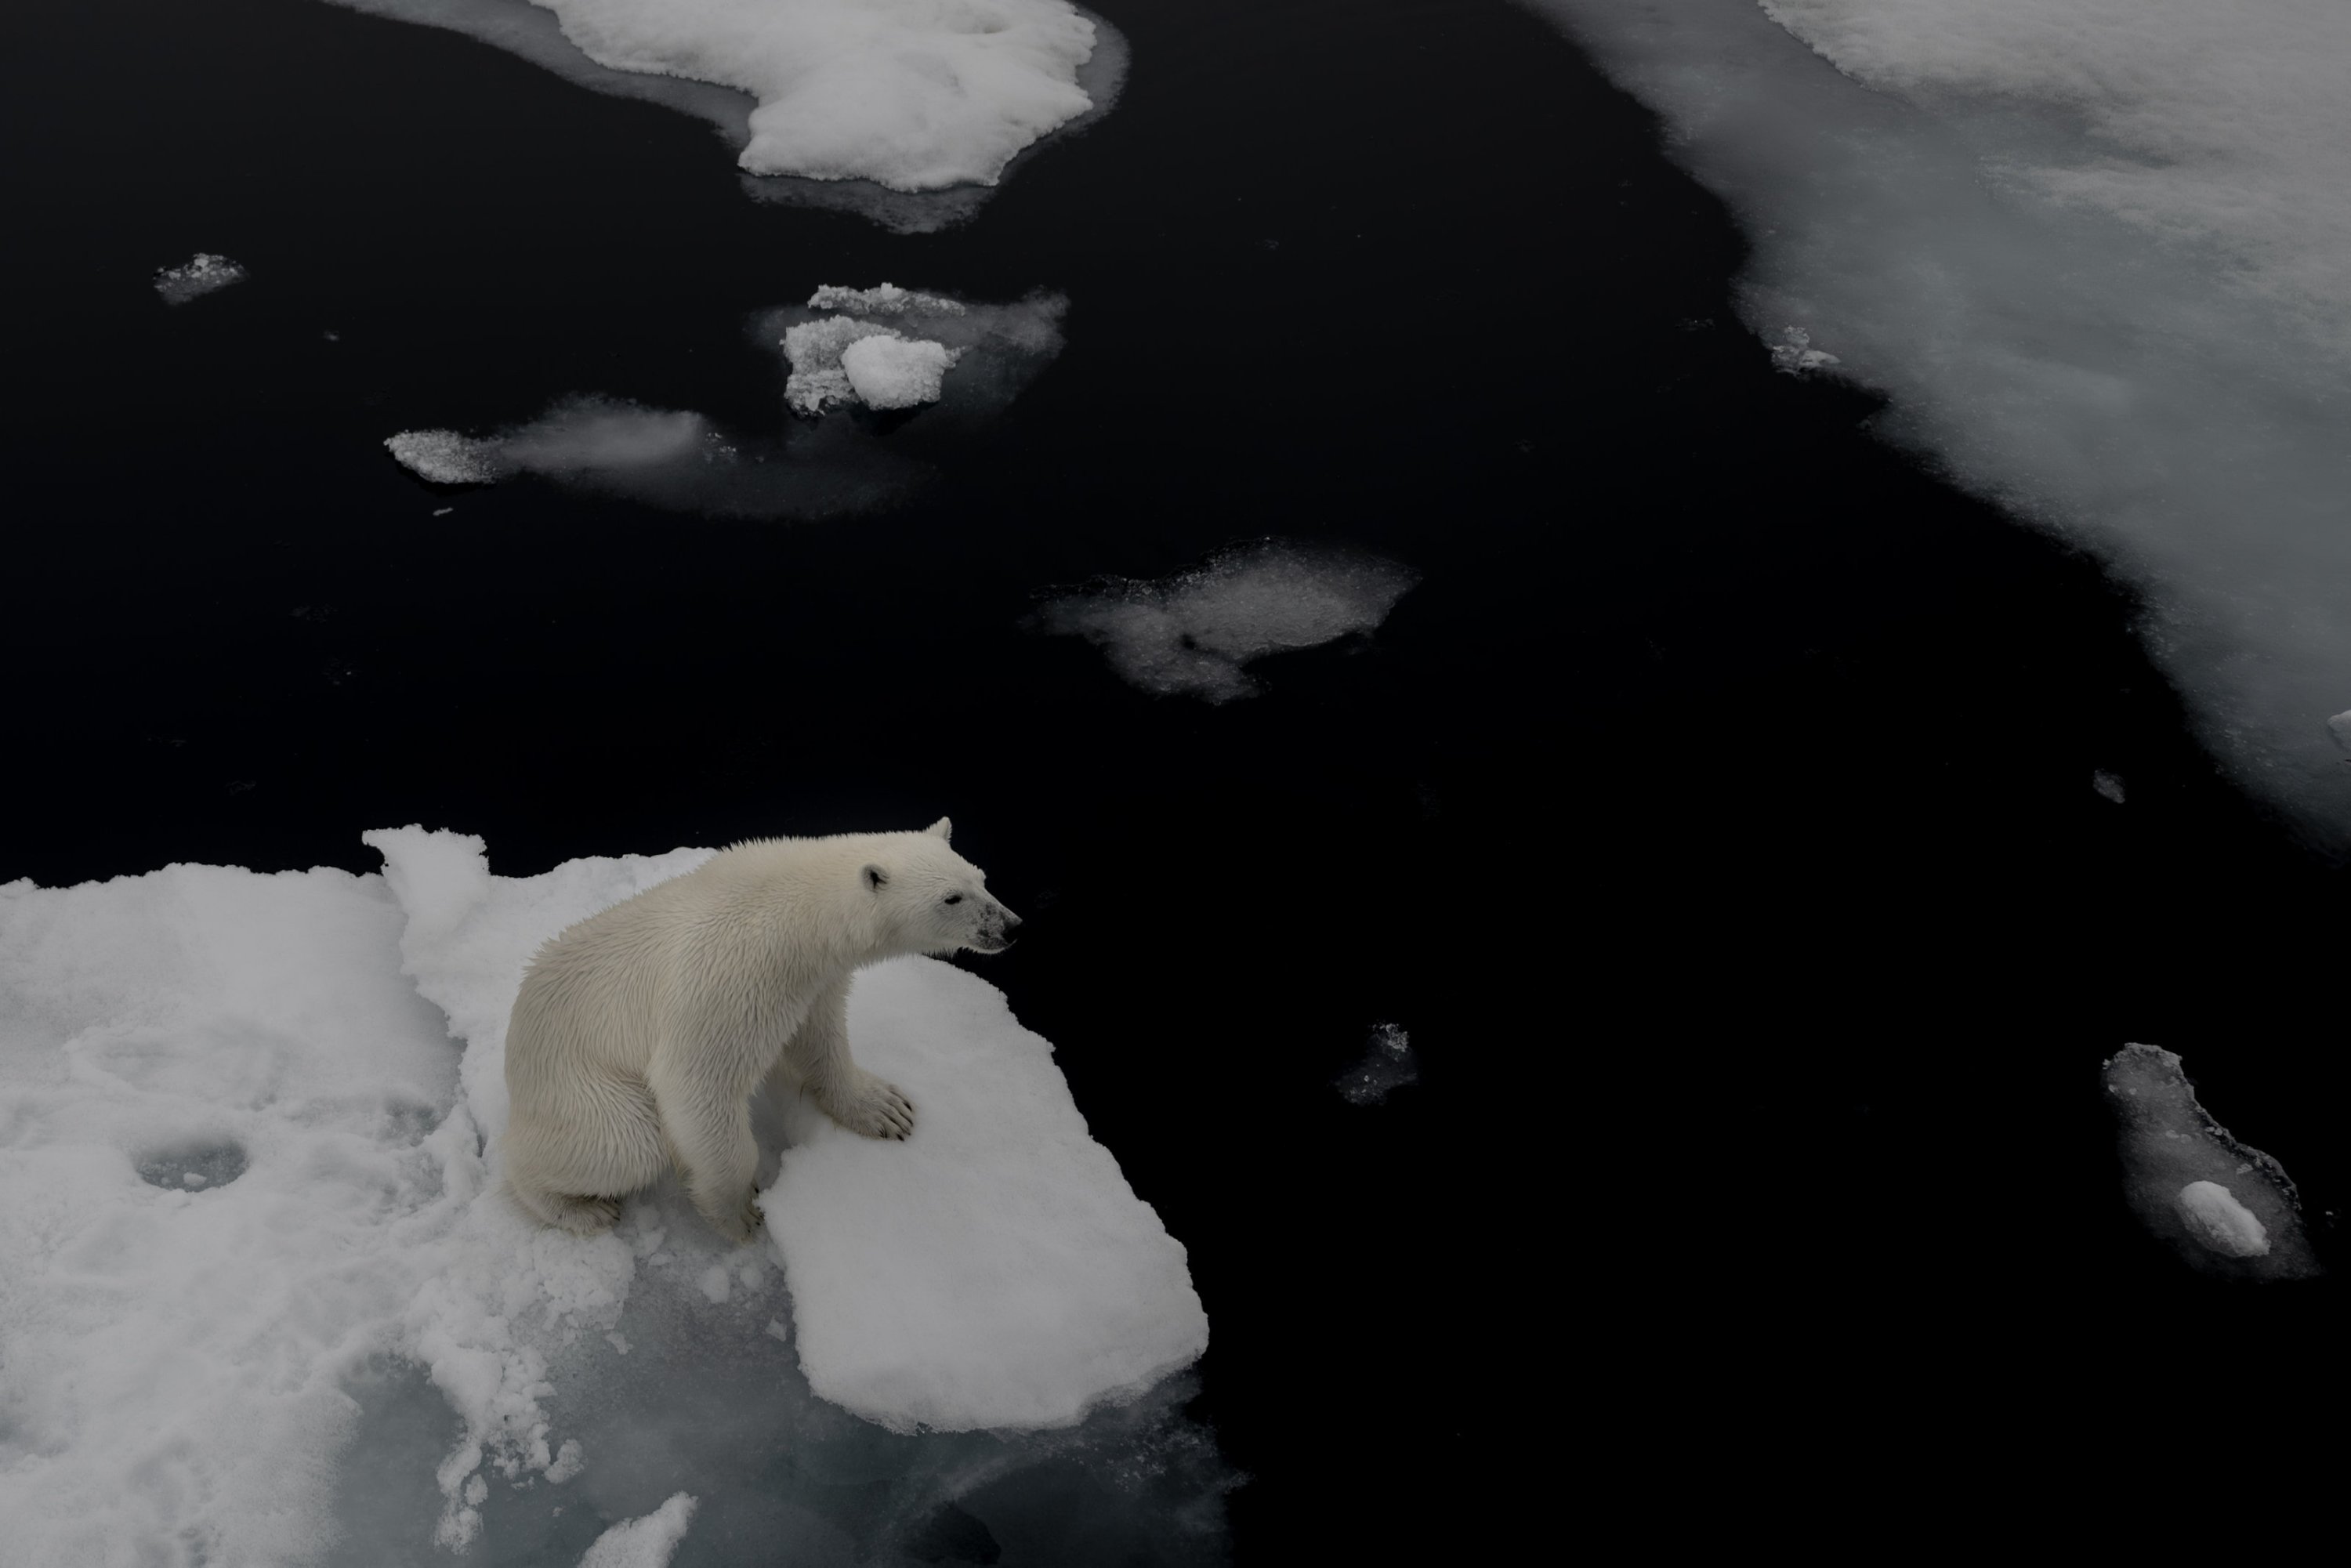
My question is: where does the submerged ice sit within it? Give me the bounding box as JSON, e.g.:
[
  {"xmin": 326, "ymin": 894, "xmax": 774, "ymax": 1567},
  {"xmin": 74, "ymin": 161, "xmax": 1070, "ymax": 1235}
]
[
  {"xmin": 1531, "ymin": 0, "xmax": 2351, "ymax": 842},
  {"xmin": 1336, "ymin": 1023, "xmax": 1418, "ymax": 1106},
  {"xmin": 0, "ymin": 833, "xmax": 1222, "ymax": 1565},
  {"xmin": 1037, "ymin": 540, "xmax": 1421, "ymax": 703},
  {"xmin": 2101, "ymin": 1042, "xmax": 2319, "ymax": 1280}
]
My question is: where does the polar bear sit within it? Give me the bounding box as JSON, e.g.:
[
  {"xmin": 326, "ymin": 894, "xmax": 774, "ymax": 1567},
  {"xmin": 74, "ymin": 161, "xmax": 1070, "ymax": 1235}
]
[{"xmin": 502, "ymin": 818, "xmax": 1020, "ymax": 1243}]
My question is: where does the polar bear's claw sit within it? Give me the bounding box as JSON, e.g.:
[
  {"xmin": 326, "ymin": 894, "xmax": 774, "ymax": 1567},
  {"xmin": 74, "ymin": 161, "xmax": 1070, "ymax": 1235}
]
[
  {"xmin": 546, "ymin": 1193, "xmax": 622, "ymax": 1234},
  {"xmin": 821, "ymin": 1072, "xmax": 916, "ymax": 1140}
]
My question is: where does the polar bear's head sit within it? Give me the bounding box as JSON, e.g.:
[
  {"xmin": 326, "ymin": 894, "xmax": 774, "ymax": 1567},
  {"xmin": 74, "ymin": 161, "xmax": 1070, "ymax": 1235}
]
[{"xmin": 861, "ymin": 818, "xmax": 1022, "ymax": 957}]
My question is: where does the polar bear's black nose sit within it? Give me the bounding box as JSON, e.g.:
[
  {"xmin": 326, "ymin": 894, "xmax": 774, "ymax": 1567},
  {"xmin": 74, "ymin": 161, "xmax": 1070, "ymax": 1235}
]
[{"xmin": 1001, "ymin": 911, "xmax": 1023, "ymax": 933}]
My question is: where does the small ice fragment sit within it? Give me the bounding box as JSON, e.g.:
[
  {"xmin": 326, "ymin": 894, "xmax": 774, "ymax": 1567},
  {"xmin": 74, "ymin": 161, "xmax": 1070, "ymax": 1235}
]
[
  {"xmin": 154, "ymin": 253, "xmax": 246, "ymax": 306},
  {"xmin": 781, "ymin": 315, "xmax": 899, "ymax": 415},
  {"xmin": 579, "ymin": 1493, "xmax": 699, "ymax": 1568},
  {"xmin": 2175, "ymin": 1180, "xmax": 2269, "ymax": 1258},
  {"xmin": 545, "ymin": 1438, "xmax": 585, "ymax": 1484},
  {"xmin": 386, "ymin": 429, "xmax": 502, "ymax": 485},
  {"xmin": 697, "ymin": 1262, "xmax": 732, "ymax": 1304},
  {"xmin": 605, "ymin": 1331, "xmax": 630, "ymax": 1355},
  {"xmin": 2328, "ymin": 709, "xmax": 2351, "ymax": 754},
  {"xmin": 180, "ymin": 1171, "xmax": 207, "ymax": 1187},
  {"xmin": 2092, "ymin": 770, "xmax": 2125, "ymax": 804},
  {"xmin": 1336, "ymin": 1023, "xmax": 1418, "ymax": 1106},
  {"xmin": 432, "ymin": 507, "xmax": 454, "ymax": 517},
  {"xmin": 840, "ymin": 336, "xmax": 959, "ymax": 410},
  {"xmin": 1768, "ymin": 326, "xmax": 1839, "ymax": 376}
]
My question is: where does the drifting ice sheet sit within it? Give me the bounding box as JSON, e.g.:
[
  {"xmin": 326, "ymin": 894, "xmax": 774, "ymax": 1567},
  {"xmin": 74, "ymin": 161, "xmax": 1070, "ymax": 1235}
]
[
  {"xmin": 330, "ymin": 0, "xmax": 1108, "ymax": 191},
  {"xmin": 154, "ymin": 252, "xmax": 246, "ymax": 305},
  {"xmin": 1037, "ymin": 539, "xmax": 1421, "ymax": 702},
  {"xmin": 1528, "ymin": 0, "xmax": 2351, "ymax": 843},
  {"xmin": 368, "ymin": 827, "xmax": 1208, "ymax": 1435},
  {"xmin": 1, "ymin": 835, "xmax": 1220, "ymax": 1563},
  {"xmin": 2100, "ymin": 1042, "xmax": 2319, "ymax": 1280}
]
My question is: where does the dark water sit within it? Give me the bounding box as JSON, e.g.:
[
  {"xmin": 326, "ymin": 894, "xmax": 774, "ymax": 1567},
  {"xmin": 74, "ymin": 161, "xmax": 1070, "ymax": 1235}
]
[{"xmin": 5, "ymin": 0, "xmax": 2342, "ymax": 1554}]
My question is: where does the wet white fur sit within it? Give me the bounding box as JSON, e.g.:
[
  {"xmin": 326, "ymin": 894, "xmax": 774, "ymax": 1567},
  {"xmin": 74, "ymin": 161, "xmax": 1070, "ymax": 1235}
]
[{"xmin": 502, "ymin": 818, "xmax": 1019, "ymax": 1242}]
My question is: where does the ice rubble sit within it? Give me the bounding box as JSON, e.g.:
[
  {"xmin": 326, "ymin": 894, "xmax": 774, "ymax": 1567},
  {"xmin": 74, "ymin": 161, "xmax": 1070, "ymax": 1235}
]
[
  {"xmin": 326, "ymin": 0, "xmax": 1114, "ymax": 192},
  {"xmin": 1036, "ymin": 539, "xmax": 1421, "ymax": 703},
  {"xmin": 1528, "ymin": 0, "xmax": 2351, "ymax": 843},
  {"xmin": 772, "ymin": 282, "xmax": 1061, "ymax": 418},
  {"xmin": 0, "ymin": 832, "xmax": 1209, "ymax": 1564},
  {"xmin": 2101, "ymin": 1043, "xmax": 2320, "ymax": 1280},
  {"xmin": 153, "ymin": 252, "xmax": 246, "ymax": 305}
]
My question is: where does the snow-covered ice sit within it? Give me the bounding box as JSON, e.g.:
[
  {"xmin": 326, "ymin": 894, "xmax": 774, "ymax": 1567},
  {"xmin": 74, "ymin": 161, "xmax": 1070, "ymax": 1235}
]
[
  {"xmin": 0, "ymin": 831, "xmax": 1222, "ymax": 1563},
  {"xmin": 1528, "ymin": 0, "xmax": 2351, "ymax": 844},
  {"xmin": 154, "ymin": 252, "xmax": 246, "ymax": 305},
  {"xmin": 328, "ymin": 0, "xmax": 1118, "ymax": 194},
  {"xmin": 2174, "ymin": 1180, "xmax": 2268, "ymax": 1260},
  {"xmin": 1335, "ymin": 1023, "xmax": 1418, "ymax": 1106},
  {"xmin": 773, "ymin": 283, "xmax": 1061, "ymax": 418},
  {"xmin": 1036, "ymin": 540, "xmax": 1421, "ymax": 703},
  {"xmin": 2100, "ymin": 1042, "xmax": 2319, "ymax": 1280},
  {"xmin": 841, "ymin": 337, "xmax": 961, "ymax": 411},
  {"xmin": 578, "ymin": 1493, "xmax": 698, "ymax": 1567}
]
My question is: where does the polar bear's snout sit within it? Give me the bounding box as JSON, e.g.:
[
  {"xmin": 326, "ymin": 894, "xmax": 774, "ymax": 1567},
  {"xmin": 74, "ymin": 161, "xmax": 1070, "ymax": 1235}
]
[{"xmin": 975, "ymin": 904, "xmax": 1023, "ymax": 952}]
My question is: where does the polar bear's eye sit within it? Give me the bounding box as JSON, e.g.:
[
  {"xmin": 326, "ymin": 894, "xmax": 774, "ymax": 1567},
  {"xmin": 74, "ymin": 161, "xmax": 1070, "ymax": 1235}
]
[{"xmin": 944, "ymin": 894, "xmax": 964, "ymax": 905}]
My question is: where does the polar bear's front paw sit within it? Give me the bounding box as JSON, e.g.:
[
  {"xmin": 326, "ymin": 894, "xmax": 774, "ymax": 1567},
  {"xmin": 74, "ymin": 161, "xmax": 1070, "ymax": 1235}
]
[
  {"xmin": 707, "ymin": 1186, "xmax": 765, "ymax": 1246},
  {"xmin": 820, "ymin": 1072, "xmax": 916, "ymax": 1141}
]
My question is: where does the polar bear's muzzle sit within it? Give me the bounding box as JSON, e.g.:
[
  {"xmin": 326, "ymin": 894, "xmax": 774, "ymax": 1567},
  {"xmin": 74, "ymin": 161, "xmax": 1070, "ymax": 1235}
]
[{"xmin": 973, "ymin": 907, "xmax": 1023, "ymax": 953}]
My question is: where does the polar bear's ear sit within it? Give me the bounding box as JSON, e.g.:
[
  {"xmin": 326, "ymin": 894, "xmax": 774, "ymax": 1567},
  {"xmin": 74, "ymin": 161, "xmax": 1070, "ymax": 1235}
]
[
  {"xmin": 925, "ymin": 817, "xmax": 952, "ymax": 842},
  {"xmin": 862, "ymin": 864, "xmax": 889, "ymax": 891}
]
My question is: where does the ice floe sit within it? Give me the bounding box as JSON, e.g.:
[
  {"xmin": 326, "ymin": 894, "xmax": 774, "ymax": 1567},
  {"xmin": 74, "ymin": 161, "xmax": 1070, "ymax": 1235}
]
[
  {"xmin": 1036, "ymin": 540, "xmax": 1421, "ymax": 703},
  {"xmin": 154, "ymin": 252, "xmax": 246, "ymax": 305},
  {"xmin": 1528, "ymin": 0, "xmax": 2351, "ymax": 842},
  {"xmin": 0, "ymin": 830, "xmax": 1217, "ymax": 1563},
  {"xmin": 328, "ymin": 0, "xmax": 1127, "ymax": 226},
  {"xmin": 2101, "ymin": 1042, "xmax": 2320, "ymax": 1280}
]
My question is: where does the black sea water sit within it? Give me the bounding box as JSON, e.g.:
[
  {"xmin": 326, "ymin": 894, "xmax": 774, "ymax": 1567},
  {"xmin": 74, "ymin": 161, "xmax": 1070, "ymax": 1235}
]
[{"xmin": 2, "ymin": 0, "xmax": 2342, "ymax": 1558}]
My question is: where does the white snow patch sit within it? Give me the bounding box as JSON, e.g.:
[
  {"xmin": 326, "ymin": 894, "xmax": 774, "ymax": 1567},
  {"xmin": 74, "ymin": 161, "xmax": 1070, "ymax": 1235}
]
[
  {"xmin": 1037, "ymin": 540, "xmax": 1420, "ymax": 703},
  {"xmin": 578, "ymin": 1492, "xmax": 698, "ymax": 1568},
  {"xmin": 2175, "ymin": 1180, "xmax": 2269, "ymax": 1259},
  {"xmin": 841, "ymin": 336, "xmax": 960, "ymax": 411},
  {"xmin": 0, "ymin": 864, "xmax": 464, "ymax": 1566},
  {"xmin": 1526, "ymin": 0, "xmax": 2351, "ymax": 844},
  {"xmin": 154, "ymin": 252, "xmax": 246, "ymax": 305}
]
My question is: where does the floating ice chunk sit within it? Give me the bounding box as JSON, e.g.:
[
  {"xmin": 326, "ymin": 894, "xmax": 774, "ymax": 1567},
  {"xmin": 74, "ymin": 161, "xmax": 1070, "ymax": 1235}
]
[
  {"xmin": 578, "ymin": 1493, "xmax": 697, "ymax": 1568},
  {"xmin": 2329, "ymin": 709, "xmax": 2351, "ymax": 754},
  {"xmin": 366, "ymin": 828, "xmax": 1208, "ymax": 1436},
  {"xmin": 2175, "ymin": 1180, "xmax": 2269, "ymax": 1259},
  {"xmin": 154, "ymin": 252, "xmax": 246, "ymax": 305},
  {"xmin": 781, "ymin": 316, "xmax": 902, "ymax": 416},
  {"xmin": 1768, "ymin": 325, "xmax": 1839, "ymax": 375},
  {"xmin": 2100, "ymin": 1042, "xmax": 2319, "ymax": 1280},
  {"xmin": 334, "ymin": 0, "xmax": 1106, "ymax": 191},
  {"xmin": 1336, "ymin": 1023, "xmax": 1418, "ymax": 1106},
  {"xmin": 386, "ymin": 429, "xmax": 503, "ymax": 484},
  {"xmin": 776, "ymin": 284, "xmax": 1062, "ymax": 418},
  {"xmin": 1036, "ymin": 540, "xmax": 1421, "ymax": 703},
  {"xmin": 841, "ymin": 336, "xmax": 960, "ymax": 411},
  {"xmin": 2092, "ymin": 770, "xmax": 2125, "ymax": 804},
  {"xmin": 766, "ymin": 956, "xmax": 1208, "ymax": 1432}
]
